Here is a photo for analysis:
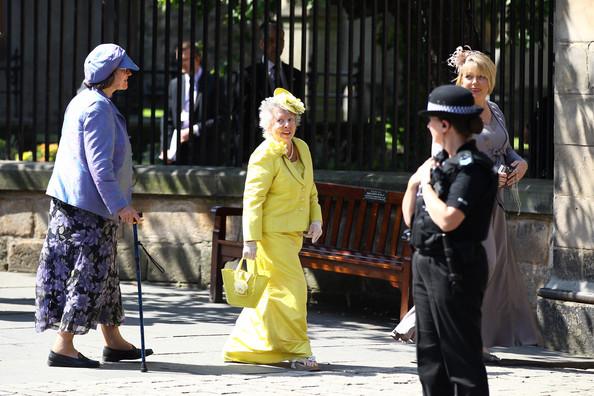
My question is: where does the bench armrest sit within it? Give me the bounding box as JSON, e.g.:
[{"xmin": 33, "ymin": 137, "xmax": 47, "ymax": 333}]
[
  {"xmin": 211, "ymin": 205, "xmax": 242, "ymax": 242},
  {"xmin": 210, "ymin": 205, "xmax": 242, "ymax": 303},
  {"xmin": 211, "ymin": 205, "xmax": 243, "ymax": 218}
]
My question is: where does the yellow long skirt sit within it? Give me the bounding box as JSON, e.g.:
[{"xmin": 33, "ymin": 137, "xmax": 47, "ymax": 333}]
[{"xmin": 222, "ymin": 231, "xmax": 313, "ymax": 364}]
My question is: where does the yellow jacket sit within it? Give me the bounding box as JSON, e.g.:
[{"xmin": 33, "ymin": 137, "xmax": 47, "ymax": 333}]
[{"xmin": 243, "ymin": 137, "xmax": 322, "ymax": 241}]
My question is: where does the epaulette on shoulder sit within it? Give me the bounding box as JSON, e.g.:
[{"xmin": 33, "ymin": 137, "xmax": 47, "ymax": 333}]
[
  {"xmin": 455, "ymin": 150, "xmax": 474, "ymax": 166},
  {"xmin": 453, "ymin": 150, "xmax": 493, "ymax": 171}
]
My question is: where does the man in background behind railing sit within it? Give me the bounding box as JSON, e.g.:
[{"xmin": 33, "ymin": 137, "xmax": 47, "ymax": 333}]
[
  {"xmin": 236, "ymin": 21, "xmax": 304, "ymax": 164},
  {"xmin": 161, "ymin": 40, "xmax": 224, "ymax": 165}
]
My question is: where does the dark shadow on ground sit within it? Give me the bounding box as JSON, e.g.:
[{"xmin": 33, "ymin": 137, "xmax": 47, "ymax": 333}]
[
  {"xmin": 119, "ymin": 284, "xmax": 395, "ymax": 346},
  {"xmin": 0, "ymin": 282, "xmax": 395, "ymax": 346},
  {"xmin": 100, "ymin": 360, "xmax": 419, "ymax": 377},
  {"xmin": 0, "ymin": 312, "xmax": 34, "ymax": 321},
  {"xmin": 487, "ymin": 358, "xmax": 594, "ymax": 370},
  {"xmin": 0, "ymin": 297, "xmax": 35, "ymax": 306}
]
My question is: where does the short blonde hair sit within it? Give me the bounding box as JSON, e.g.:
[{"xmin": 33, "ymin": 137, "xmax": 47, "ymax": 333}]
[
  {"xmin": 258, "ymin": 98, "xmax": 302, "ymax": 139},
  {"xmin": 448, "ymin": 46, "xmax": 497, "ymax": 94}
]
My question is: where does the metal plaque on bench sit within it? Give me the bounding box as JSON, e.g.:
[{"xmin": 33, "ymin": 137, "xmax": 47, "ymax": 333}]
[{"xmin": 363, "ymin": 189, "xmax": 387, "ymax": 203}]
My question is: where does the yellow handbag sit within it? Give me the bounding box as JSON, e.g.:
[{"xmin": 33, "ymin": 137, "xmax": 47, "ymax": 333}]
[{"xmin": 222, "ymin": 258, "xmax": 270, "ymax": 308}]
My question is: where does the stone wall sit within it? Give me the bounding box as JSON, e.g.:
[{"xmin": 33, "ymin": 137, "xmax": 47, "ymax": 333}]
[
  {"xmin": 536, "ymin": 0, "xmax": 594, "ymax": 356},
  {"xmin": 0, "ymin": 190, "xmax": 222, "ymax": 281},
  {"xmin": 0, "ymin": 191, "xmax": 47, "ymax": 273}
]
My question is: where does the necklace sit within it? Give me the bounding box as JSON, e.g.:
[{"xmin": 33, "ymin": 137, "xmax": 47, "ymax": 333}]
[{"xmin": 287, "ymin": 143, "xmax": 294, "ymax": 160}]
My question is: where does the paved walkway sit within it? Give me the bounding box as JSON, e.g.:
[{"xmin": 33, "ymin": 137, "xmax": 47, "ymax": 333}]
[{"xmin": 1, "ymin": 272, "xmax": 593, "ymax": 395}]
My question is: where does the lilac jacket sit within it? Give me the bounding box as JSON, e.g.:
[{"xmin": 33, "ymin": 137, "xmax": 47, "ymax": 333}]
[{"xmin": 46, "ymin": 88, "xmax": 133, "ymax": 220}]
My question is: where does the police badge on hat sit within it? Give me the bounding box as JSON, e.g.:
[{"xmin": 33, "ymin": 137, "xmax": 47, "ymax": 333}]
[{"xmin": 419, "ymin": 85, "xmax": 483, "ymax": 118}]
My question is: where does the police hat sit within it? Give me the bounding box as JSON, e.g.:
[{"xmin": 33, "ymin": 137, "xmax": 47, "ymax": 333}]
[
  {"xmin": 419, "ymin": 85, "xmax": 482, "ymax": 117},
  {"xmin": 84, "ymin": 44, "xmax": 139, "ymax": 84}
]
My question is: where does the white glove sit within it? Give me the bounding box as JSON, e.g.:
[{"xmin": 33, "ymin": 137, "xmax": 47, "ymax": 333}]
[
  {"xmin": 305, "ymin": 221, "xmax": 323, "ymax": 243},
  {"xmin": 242, "ymin": 241, "xmax": 257, "ymax": 260}
]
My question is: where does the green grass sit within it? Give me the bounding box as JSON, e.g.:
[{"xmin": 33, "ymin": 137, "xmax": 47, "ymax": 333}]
[
  {"xmin": 513, "ymin": 137, "xmax": 530, "ymax": 151},
  {"xmin": 143, "ymin": 108, "xmax": 164, "ymax": 118},
  {"xmin": 385, "ymin": 130, "xmax": 393, "ymax": 149}
]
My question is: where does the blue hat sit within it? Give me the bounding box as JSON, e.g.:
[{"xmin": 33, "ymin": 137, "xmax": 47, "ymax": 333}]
[
  {"xmin": 84, "ymin": 43, "xmax": 139, "ymax": 84},
  {"xmin": 419, "ymin": 85, "xmax": 482, "ymax": 117}
]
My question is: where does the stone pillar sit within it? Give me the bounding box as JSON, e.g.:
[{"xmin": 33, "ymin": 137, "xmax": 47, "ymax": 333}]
[{"xmin": 537, "ymin": 0, "xmax": 594, "ymax": 355}]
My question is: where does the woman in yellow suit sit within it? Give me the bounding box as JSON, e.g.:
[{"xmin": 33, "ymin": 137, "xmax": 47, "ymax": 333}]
[{"xmin": 223, "ymin": 88, "xmax": 323, "ymax": 371}]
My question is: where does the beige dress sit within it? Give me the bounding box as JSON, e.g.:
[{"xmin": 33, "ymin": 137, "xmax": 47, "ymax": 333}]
[{"xmin": 474, "ymin": 101, "xmax": 542, "ymax": 347}]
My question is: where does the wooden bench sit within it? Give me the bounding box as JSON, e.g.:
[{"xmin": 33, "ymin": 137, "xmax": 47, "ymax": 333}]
[{"xmin": 209, "ymin": 182, "xmax": 413, "ymax": 319}]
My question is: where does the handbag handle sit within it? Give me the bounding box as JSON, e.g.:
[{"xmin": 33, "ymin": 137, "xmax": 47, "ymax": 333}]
[{"xmin": 236, "ymin": 257, "xmax": 259, "ymax": 276}]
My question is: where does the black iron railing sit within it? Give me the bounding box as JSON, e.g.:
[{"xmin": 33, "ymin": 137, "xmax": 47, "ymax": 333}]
[{"xmin": 0, "ymin": 0, "xmax": 554, "ymax": 177}]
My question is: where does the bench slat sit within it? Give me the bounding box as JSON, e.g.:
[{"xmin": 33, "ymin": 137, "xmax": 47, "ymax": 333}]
[
  {"xmin": 320, "ymin": 195, "xmax": 333, "ymax": 245},
  {"xmin": 300, "ymin": 248, "xmax": 406, "ymax": 268},
  {"xmin": 352, "ymin": 200, "xmax": 367, "ymax": 251},
  {"xmin": 389, "ymin": 192, "xmax": 406, "ymax": 256},
  {"xmin": 302, "ymin": 261, "xmax": 403, "ymax": 283},
  {"xmin": 340, "ymin": 199, "xmax": 356, "ymax": 249},
  {"xmin": 376, "ymin": 203, "xmax": 392, "ymax": 253},
  {"xmin": 329, "ymin": 196, "xmax": 344, "ymax": 247},
  {"xmin": 364, "ymin": 202, "xmax": 380, "ymax": 252}
]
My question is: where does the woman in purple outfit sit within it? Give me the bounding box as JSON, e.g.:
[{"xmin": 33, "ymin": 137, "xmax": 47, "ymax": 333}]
[
  {"xmin": 35, "ymin": 44, "xmax": 151, "ymax": 368},
  {"xmin": 448, "ymin": 47, "xmax": 542, "ymax": 357},
  {"xmin": 392, "ymin": 47, "xmax": 542, "ymax": 361}
]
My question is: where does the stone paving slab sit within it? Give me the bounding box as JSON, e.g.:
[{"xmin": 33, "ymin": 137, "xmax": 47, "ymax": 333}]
[{"xmin": 1, "ymin": 272, "xmax": 593, "ymax": 395}]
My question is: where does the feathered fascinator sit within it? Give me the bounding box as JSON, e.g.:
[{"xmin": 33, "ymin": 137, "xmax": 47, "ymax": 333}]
[
  {"xmin": 272, "ymin": 87, "xmax": 305, "ymax": 115},
  {"xmin": 447, "ymin": 45, "xmax": 479, "ymax": 74}
]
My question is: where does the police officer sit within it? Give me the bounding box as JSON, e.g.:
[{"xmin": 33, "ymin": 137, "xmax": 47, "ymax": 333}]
[{"xmin": 403, "ymin": 85, "xmax": 497, "ymax": 396}]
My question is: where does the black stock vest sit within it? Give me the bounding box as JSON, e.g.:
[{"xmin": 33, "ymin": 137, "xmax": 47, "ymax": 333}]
[{"xmin": 410, "ymin": 140, "xmax": 497, "ymax": 253}]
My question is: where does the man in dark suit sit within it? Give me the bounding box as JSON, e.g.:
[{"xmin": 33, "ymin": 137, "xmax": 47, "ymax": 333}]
[
  {"xmin": 236, "ymin": 21, "xmax": 304, "ymax": 163},
  {"xmin": 162, "ymin": 41, "xmax": 224, "ymax": 165}
]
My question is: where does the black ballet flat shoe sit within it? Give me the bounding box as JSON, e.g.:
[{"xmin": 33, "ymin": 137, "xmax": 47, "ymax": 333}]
[
  {"xmin": 47, "ymin": 351, "xmax": 101, "ymax": 368},
  {"xmin": 483, "ymin": 352, "xmax": 502, "ymax": 365},
  {"xmin": 102, "ymin": 346, "xmax": 154, "ymax": 362}
]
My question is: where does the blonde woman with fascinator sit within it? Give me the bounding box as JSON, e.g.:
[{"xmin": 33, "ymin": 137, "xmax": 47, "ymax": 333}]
[
  {"xmin": 392, "ymin": 47, "xmax": 542, "ymax": 363},
  {"xmin": 448, "ymin": 46, "xmax": 542, "ymax": 358},
  {"xmin": 223, "ymin": 88, "xmax": 322, "ymax": 371}
]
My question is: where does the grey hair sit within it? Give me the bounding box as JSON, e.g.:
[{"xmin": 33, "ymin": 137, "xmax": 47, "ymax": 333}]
[{"xmin": 258, "ymin": 97, "xmax": 301, "ymax": 139}]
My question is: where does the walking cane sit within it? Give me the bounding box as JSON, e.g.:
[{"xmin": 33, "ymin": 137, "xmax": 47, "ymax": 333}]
[{"xmin": 132, "ymin": 214, "xmax": 148, "ymax": 372}]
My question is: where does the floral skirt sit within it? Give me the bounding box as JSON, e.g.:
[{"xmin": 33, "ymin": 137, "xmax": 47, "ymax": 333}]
[{"xmin": 35, "ymin": 198, "xmax": 124, "ymax": 334}]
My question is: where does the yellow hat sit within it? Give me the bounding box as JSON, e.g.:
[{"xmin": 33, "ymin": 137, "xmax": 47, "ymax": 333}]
[{"xmin": 273, "ymin": 88, "xmax": 305, "ymax": 115}]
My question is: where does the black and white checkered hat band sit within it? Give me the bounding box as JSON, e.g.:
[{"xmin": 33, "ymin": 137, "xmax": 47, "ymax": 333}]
[{"xmin": 426, "ymin": 102, "xmax": 480, "ymax": 114}]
